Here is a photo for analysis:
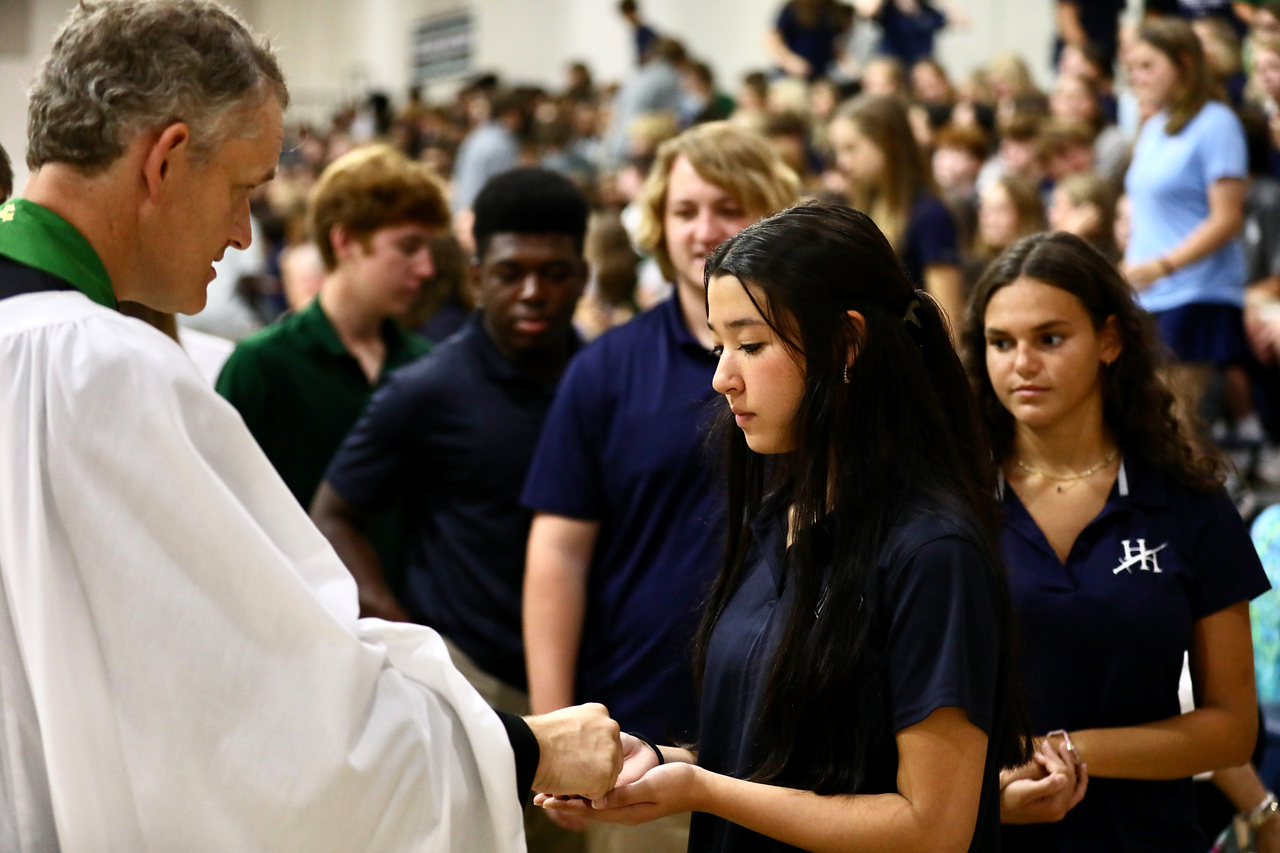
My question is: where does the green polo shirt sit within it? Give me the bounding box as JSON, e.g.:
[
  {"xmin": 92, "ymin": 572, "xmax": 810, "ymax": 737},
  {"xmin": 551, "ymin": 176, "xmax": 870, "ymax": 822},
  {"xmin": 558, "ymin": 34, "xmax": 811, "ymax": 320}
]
[{"xmin": 216, "ymin": 298, "xmax": 430, "ymax": 589}]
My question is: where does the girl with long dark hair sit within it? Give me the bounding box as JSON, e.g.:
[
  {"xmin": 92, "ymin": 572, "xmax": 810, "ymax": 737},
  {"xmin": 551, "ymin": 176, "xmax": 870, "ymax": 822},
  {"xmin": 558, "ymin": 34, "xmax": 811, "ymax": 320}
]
[
  {"xmin": 540, "ymin": 201, "xmax": 1030, "ymax": 852},
  {"xmin": 962, "ymin": 231, "xmax": 1270, "ymax": 851}
]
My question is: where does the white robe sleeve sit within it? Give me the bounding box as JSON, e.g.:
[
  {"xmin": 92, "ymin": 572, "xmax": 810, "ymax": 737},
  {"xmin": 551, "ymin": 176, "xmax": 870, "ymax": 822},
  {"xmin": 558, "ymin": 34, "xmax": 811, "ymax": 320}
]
[{"xmin": 0, "ymin": 295, "xmax": 526, "ymax": 852}]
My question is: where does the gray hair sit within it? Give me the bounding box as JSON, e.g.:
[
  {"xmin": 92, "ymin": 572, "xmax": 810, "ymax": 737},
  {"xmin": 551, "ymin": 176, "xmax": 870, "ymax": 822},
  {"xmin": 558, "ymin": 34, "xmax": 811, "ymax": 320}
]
[{"xmin": 26, "ymin": 0, "xmax": 290, "ymax": 172}]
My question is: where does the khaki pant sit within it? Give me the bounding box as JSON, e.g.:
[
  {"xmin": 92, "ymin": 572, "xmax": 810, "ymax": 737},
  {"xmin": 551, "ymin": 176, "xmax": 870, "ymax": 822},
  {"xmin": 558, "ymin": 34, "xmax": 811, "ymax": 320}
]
[
  {"xmin": 443, "ymin": 639, "xmax": 587, "ymax": 853},
  {"xmin": 586, "ymin": 813, "xmax": 691, "ymax": 853}
]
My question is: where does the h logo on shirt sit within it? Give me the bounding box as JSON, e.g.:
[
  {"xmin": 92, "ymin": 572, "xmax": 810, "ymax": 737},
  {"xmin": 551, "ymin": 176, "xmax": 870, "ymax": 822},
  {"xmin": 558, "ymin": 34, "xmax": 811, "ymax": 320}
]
[{"xmin": 1114, "ymin": 539, "xmax": 1166, "ymax": 575}]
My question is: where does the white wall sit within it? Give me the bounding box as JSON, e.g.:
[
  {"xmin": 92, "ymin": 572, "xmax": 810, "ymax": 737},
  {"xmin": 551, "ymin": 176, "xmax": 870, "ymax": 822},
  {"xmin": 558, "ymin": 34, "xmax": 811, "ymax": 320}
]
[
  {"xmin": 2, "ymin": 0, "xmax": 1058, "ymax": 181},
  {"xmin": 466, "ymin": 0, "xmax": 1056, "ymax": 95},
  {"xmin": 0, "ymin": 0, "xmax": 75, "ymax": 192}
]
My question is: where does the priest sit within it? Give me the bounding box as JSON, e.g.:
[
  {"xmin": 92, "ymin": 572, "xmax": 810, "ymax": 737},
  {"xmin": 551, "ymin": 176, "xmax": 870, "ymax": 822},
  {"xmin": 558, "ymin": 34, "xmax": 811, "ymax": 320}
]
[{"xmin": 0, "ymin": 2, "xmax": 622, "ymax": 851}]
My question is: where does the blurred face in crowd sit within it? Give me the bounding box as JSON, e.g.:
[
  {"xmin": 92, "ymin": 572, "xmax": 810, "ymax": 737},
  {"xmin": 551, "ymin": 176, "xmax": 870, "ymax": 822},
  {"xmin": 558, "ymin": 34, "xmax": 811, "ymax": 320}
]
[
  {"xmin": 333, "ymin": 221, "xmax": 436, "ymax": 318},
  {"xmin": 1058, "ymin": 45, "xmax": 1098, "ymax": 82},
  {"xmin": 708, "ymin": 274, "xmax": 807, "ymax": 455},
  {"xmin": 829, "ymin": 118, "xmax": 886, "ymax": 189},
  {"xmin": 663, "ymin": 154, "xmax": 752, "ymax": 293},
  {"xmin": 999, "ymin": 136, "xmax": 1039, "ymax": 180},
  {"xmin": 476, "ymin": 232, "xmax": 587, "ymax": 357},
  {"xmin": 1255, "ymin": 47, "xmax": 1280, "ymax": 102},
  {"xmin": 979, "ymin": 182, "xmax": 1021, "ymax": 250},
  {"xmin": 768, "ymin": 133, "xmax": 809, "ymax": 179},
  {"xmin": 912, "ymin": 62, "xmax": 952, "ymax": 104},
  {"xmin": 1257, "ymin": 9, "xmax": 1280, "ymax": 42},
  {"xmin": 1047, "ymin": 186, "xmax": 1074, "ymax": 233},
  {"xmin": 1050, "ymin": 76, "xmax": 1097, "ymax": 123},
  {"xmin": 572, "ymin": 101, "xmax": 600, "ymax": 139},
  {"xmin": 933, "ymin": 145, "xmax": 983, "ymax": 194},
  {"xmin": 1127, "ymin": 40, "xmax": 1181, "ymax": 111},
  {"xmin": 810, "ymin": 80, "xmax": 839, "ymax": 121},
  {"xmin": 863, "ymin": 61, "xmax": 902, "ymax": 97},
  {"xmin": 1044, "ymin": 141, "xmax": 1094, "ymax": 182},
  {"xmin": 737, "ymin": 82, "xmax": 766, "ymax": 113},
  {"xmin": 983, "ymin": 277, "xmax": 1120, "ymax": 433}
]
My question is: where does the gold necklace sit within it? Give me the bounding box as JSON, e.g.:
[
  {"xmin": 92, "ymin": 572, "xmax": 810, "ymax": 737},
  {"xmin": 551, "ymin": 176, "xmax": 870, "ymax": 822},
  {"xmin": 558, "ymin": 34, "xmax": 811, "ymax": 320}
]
[{"xmin": 1015, "ymin": 449, "xmax": 1118, "ymax": 493}]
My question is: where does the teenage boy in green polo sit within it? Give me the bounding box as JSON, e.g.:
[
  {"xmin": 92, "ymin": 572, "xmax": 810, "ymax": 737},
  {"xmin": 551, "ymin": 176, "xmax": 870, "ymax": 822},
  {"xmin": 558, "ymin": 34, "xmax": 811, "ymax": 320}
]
[{"xmin": 217, "ymin": 144, "xmax": 444, "ymax": 583}]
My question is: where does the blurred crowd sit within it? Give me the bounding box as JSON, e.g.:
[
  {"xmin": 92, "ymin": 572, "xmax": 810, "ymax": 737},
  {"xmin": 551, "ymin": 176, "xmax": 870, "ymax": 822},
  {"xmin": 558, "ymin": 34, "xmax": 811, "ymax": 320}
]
[{"xmin": 181, "ymin": 0, "xmax": 1280, "ymax": 509}]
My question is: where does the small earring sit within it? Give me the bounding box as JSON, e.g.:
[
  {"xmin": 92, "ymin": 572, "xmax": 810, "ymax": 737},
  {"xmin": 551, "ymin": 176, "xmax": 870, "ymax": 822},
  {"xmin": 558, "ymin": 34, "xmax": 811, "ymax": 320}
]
[{"xmin": 842, "ymin": 365, "xmax": 851, "ymax": 384}]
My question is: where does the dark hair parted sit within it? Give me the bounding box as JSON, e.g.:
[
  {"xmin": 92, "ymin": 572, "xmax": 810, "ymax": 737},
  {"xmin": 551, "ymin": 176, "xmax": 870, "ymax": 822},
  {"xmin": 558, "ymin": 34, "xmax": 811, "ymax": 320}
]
[
  {"xmin": 472, "ymin": 167, "xmax": 590, "ymax": 261},
  {"xmin": 697, "ymin": 201, "xmax": 1032, "ymax": 794},
  {"xmin": 961, "ymin": 231, "xmax": 1224, "ymax": 490}
]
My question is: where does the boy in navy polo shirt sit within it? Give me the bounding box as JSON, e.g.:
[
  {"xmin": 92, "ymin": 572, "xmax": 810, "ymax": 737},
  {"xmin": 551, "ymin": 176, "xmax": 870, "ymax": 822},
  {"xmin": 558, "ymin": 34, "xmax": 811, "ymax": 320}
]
[
  {"xmin": 312, "ymin": 167, "xmax": 587, "ymax": 693},
  {"xmin": 521, "ymin": 123, "xmax": 798, "ymax": 853},
  {"xmin": 311, "ymin": 168, "xmax": 590, "ymax": 853}
]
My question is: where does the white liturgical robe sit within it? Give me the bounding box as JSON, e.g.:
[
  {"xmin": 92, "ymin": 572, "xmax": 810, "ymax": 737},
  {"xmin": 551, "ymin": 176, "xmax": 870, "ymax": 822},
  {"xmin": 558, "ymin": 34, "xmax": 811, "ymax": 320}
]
[{"xmin": 0, "ymin": 292, "xmax": 526, "ymax": 851}]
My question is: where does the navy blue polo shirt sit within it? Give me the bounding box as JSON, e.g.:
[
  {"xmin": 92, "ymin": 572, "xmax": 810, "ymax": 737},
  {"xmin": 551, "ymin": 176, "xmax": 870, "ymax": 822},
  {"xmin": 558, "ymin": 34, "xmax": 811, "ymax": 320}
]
[
  {"xmin": 324, "ymin": 313, "xmax": 577, "ymax": 690},
  {"xmin": 1000, "ymin": 452, "xmax": 1270, "ymax": 853},
  {"xmin": 520, "ymin": 296, "xmax": 722, "ymax": 742},
  {"xmin": 775, "ymin": 4, "xmax": 841, "ymax": 80},
  {"xmin": 902, "ymin": 194, "xmax": 960, "ymax": 290},
  {"xmin": 691, "ymin": 492, "xmax": 1007, "ymax": 853}
]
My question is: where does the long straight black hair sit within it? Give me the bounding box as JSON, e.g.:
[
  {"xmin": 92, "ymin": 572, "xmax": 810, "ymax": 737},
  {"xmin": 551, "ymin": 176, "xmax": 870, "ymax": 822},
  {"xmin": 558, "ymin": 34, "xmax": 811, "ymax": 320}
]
[{"xmin": 695, "ymin": 201, "xmax": 1031, "ymax": 794}]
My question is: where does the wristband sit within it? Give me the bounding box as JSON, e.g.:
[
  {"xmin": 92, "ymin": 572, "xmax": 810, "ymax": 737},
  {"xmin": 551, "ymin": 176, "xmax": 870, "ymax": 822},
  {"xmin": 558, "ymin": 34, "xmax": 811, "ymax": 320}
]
[
  {"xmin": 1247, "ymin": 791, "xmax": 1279, "ymax": 829},
  {"xmin": 1046, "ymin": 729, "xmax": 1079, "ymax": 765},
  {"xmin": 626, "ymin": 731, "xmax": 665, "ymax": 766}
]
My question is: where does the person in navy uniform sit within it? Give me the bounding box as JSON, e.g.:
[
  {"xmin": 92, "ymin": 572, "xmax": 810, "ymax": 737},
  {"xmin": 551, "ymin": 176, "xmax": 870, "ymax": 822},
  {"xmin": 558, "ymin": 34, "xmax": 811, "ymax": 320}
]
[
  {"xmin": 961, "ymin": 231, "xmax": 1271, "ymax": 852},
  {"xmin": 541, "ymin": 202, "xmax": 1032, "ymax": 853}
]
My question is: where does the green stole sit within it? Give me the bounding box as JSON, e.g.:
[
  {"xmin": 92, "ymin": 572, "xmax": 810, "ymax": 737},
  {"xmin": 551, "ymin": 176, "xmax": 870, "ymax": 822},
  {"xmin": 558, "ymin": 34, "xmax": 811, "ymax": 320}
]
[{"xmin": 0, "ymin": 198, "xmax": 117, "ymax": 309}]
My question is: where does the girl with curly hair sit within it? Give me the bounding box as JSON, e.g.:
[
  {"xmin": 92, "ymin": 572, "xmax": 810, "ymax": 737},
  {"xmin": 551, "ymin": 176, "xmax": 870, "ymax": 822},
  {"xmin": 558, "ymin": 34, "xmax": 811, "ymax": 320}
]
[{"xmin": 962, "ymin": 231, "xmax": 1270, "ymax": 852}]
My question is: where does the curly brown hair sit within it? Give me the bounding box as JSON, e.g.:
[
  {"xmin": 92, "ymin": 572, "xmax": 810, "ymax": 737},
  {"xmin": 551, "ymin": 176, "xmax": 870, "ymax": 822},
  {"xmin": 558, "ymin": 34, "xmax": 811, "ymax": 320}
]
[{"xmin": 960, "ymin": 231, "xmax": 1223, "ymax": 490}]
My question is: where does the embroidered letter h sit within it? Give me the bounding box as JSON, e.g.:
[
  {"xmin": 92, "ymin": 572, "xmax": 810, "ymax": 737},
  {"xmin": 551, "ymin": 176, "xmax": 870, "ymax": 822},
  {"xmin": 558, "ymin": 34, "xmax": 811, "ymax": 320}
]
[{"xmin": 1114, "ymin": 539, "xmax": 1166, "ymax": 574}]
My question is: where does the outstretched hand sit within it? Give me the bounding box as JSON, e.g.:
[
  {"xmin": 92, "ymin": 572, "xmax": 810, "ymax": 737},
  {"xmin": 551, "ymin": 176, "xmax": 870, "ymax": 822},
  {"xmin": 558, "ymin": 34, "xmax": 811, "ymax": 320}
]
[
  {"xmin": 537, "ymin": 732, "xmax": 659, "ymax": 830},
  {"xmin": 524, "ymin": 703, "xmax": 622, "ymax": 800},
  {"xmin": 538, "ymin": 761, "xmax": 701, "ymax": 826}
]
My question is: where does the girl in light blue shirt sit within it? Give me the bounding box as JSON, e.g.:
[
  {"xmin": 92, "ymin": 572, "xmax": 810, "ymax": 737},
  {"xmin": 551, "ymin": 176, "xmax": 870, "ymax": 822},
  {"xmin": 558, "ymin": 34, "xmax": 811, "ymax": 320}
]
[{"xmin": 1124, "ymin": 18, "xmax": 1251, "ymax": 429}]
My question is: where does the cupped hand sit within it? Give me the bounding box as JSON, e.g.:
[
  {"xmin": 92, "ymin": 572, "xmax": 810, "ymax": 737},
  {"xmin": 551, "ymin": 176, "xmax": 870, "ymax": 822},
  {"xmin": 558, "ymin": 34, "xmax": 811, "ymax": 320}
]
[
  {"xmin": 540, "ymin": 762, "xmax": 701, "ymax": 826},
  {"xmin": 615, "ymin": 733, "xmax": 663, "ymax": 788},
  {"xmin": 541, "ymin": 804, "xmax": 591, "ymax": 832}
]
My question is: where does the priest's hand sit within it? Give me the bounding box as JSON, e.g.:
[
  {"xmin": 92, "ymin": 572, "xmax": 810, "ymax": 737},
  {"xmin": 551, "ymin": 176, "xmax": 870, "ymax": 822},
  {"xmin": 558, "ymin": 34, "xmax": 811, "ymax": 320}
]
[{"xmin": 525, "ymin": 703, "xmax": 622, "ymax": 800}]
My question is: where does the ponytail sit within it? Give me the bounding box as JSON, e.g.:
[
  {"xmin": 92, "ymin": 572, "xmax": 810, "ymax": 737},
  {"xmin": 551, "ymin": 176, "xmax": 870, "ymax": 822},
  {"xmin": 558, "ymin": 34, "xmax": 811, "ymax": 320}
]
[{"xmin": 695, "ymin": 202, "xmax": 1031, "ymax": 795}]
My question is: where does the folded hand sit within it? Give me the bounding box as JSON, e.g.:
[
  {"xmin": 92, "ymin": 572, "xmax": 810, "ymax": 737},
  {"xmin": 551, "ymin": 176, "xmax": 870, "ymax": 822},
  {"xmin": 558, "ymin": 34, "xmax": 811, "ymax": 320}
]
[{"xmin": 999, "ymin": 740, "xmax": 1088, "ymax": 825}]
